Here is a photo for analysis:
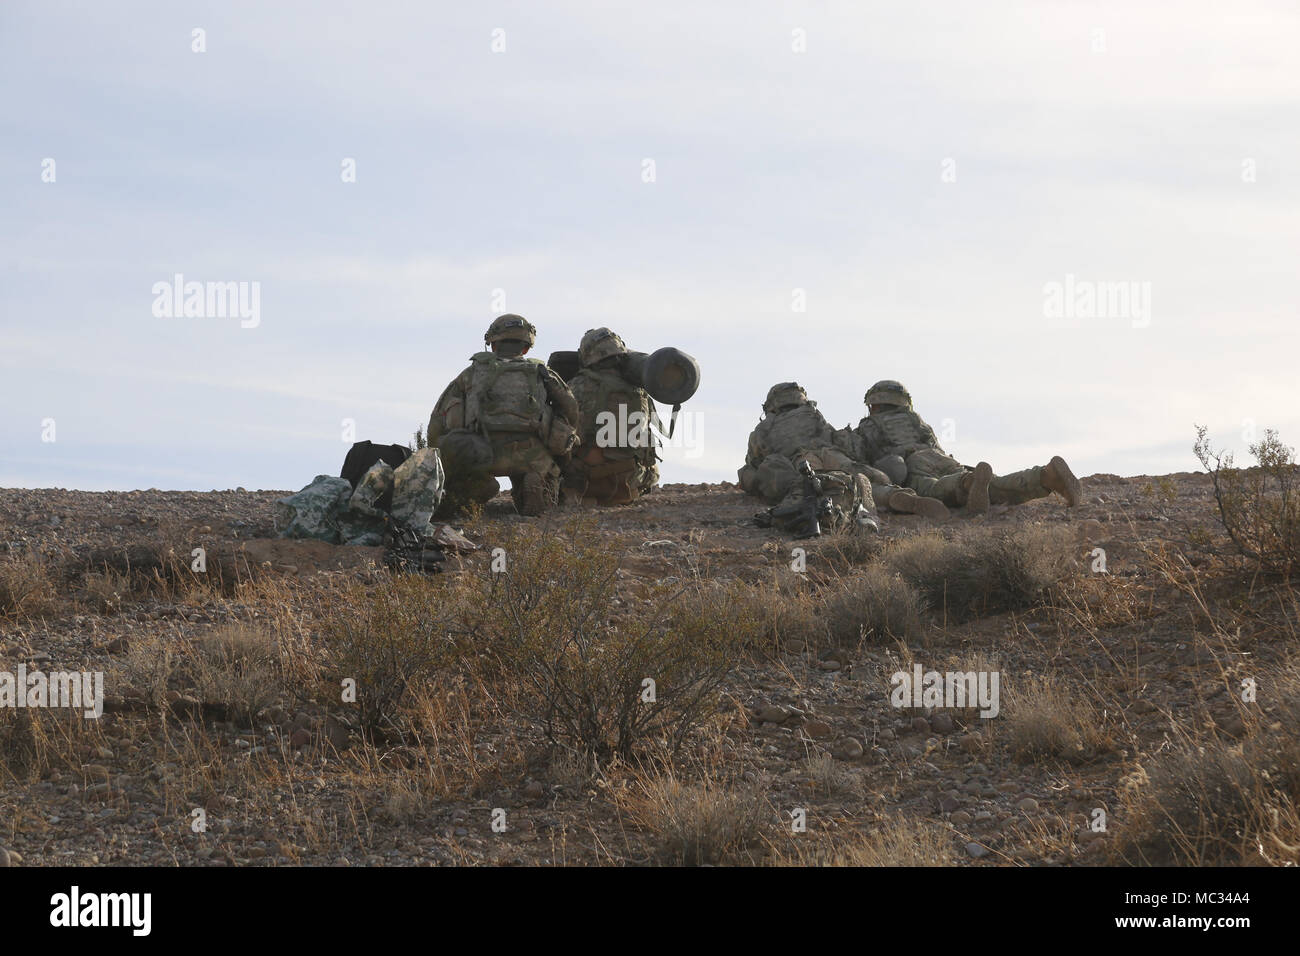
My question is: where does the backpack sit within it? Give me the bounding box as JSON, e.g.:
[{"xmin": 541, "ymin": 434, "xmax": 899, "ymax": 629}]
[
  {"xmin": 467, "ymin": 354, "xmax": 549, "ymax": 436},
  {"xmin": 571, "ymin": 366, "xmax": 659, "ymax": 469},
  {"xmin": 340, "ymin": 441, "xmax": 411, "ymax": 494}
]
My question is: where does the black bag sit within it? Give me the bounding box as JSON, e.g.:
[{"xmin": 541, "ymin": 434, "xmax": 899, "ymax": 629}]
[{"xmin": 340, "ymin": 441, "xmax": 411, "ymax": 491}]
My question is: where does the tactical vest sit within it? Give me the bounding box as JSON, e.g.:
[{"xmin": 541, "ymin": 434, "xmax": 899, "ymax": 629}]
[
  {"xmin": 858, "ymin": 407, "xmax": 935, "ymax": 457},
  {"xmin": 465, "ymin": 353, "xmax": 549, "ymax": 437},
  {"xmin": 571, "ymin": 366, "xmax": 657, "ymax": 466},
  {"xmin": 757, "ymin": 404, "xmax": 833, "ymax": 459}
]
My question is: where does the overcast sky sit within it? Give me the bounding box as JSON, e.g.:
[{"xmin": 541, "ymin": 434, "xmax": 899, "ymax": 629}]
[{"xmin": 3, "ymin": 1, "xmax": 1297, "ymax": 491}]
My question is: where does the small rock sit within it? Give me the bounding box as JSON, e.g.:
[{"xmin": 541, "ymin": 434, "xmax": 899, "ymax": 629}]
[
  {"xmin": 1131, "ymin": 699, "xmax": 1156, "ymax": 714},
  {"xmin": 817, "ymin": 659, "xmax": 841, "ymax": 672},
  {"xmin": 910, "ymin": 717, "xmax": 930, "ymax": 735},
  {"xmin": 950, "ymin": 810, "xmax": 973, "ymax": 826},
  {"xmin": 244, "ymin": 846, "xmax": 267, "ymax": 859},
  {"xmin": 803, "ymin": 720, "xmax": 832, "ymax": 740},
  {"xmin": 1017, "ymin": 797, "xmax": 1039, "ymax": 813},
  {"xmin": 756, "ymin": 704, "xmax": 788, "ymax": 724},
  {"xmin": 931, "ymin": 713, "xmax": 955, "ymax": 734},
  {"xmin": 289, "ymin": 728, "xmax": 311, "ymax": 749},
  {"xmin": 523, "ymin": 780, "xmax": 545, "ymax": 798},
  {"xmin": 0, "ymin": 847, "xmax": 9, "ymax": 867},
  {"xmin": 965, "ymin": 842, "xmax": 990, "ymax": 859},
  {"xmin": 832, "ymin": 737, "xmax": 864, "ymax": 760}
]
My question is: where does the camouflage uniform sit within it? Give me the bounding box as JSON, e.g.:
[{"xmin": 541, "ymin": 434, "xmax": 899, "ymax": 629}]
[
  {"xmin": 738, "ymin": 383, "xmax": 897, "ymax": 512},
  {"xmin": 855, "ymin": 380, "xmax": 1075, "ymax": 510},
  {"xmin": 564, "ymin": 328, "xmax": 660, "ymax": 506},
  {"xmin": 428, "ymin": 315, "xmax": 580, "ymax": 516}
]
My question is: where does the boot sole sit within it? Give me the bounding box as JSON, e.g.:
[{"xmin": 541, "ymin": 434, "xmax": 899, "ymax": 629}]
[
  {"xmin": 1048, "ymin": 455, "xmax": 1081, "ymax": 507},
  {"xmin": 890, "ymin": 492, "xmax": 949, "ymax": 521},
  {"xmin": 966, "ymin": 462, "xmax": 992, "ymax": 516}
]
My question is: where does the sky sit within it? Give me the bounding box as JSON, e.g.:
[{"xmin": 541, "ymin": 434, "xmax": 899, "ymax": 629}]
[{"xmin": 3, "ymin": 1, "xmax": 1298, "ymax": 491}]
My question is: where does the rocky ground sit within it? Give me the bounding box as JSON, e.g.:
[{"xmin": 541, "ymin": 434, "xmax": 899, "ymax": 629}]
[{"xmin": 1, "ymin": 471, "xmax": 1296, "ymax": 867}]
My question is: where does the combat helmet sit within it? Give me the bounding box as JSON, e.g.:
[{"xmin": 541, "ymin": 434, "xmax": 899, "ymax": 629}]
[
  {"xmin": 578, "ymin": 327, "xmax": 627, "ymax": 367},
  {"xmin": 485, "ymin": 313, "xmax": 537, "ymax": 346},
  {"xmin": 763, "ymin": 382, "xmax": 808, "ymax": 414},
  {"xmin": 864, "ymin": 380, "xmax": 912, "ymax": 408}
]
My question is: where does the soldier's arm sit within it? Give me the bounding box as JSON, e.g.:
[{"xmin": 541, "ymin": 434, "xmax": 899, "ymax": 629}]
[
  {"xmin": 428, "ymin": 370, "xmax": 470, "ymax": 445},
  {"xmin": 914, "ymin": 414, "xmax": 942, "ymax": 453},
  {"xmin": 541, "ymin": 366, "xmax": 580, "ymax": 426},
  {"xmin": 833, "ymin": 426, "xmax": 867, "ymax": 462},
  {"xmin": 855, "ymin": 419, "xmax": 886, "ymax": 462}
]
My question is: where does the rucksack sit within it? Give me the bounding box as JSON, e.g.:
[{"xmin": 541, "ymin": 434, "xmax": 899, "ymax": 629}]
[
  {"xmin": 340, "ymin": 441, "xmax": 411, "ymax": 492},
  {"xmin": 571, "ymin": 366, "xmax": 659, "ymax": 469},
  {"xmin": 467, "ymin": 354, "xmax": 549, "ymax": 435}
]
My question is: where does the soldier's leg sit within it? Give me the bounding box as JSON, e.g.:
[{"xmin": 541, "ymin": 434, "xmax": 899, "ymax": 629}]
[
  {"xmin": 883, "ymin": 486, "xmax": 950, "ymax": 520},
  {"xmin": 738, "ymin": 463, "xmax": 760, "ymax": 495},
  {"xmin": 435, "ymin": 431, "xmax": 500, "ymax": 514},
  {"xmin": 905, "ymin": 449, "xmax": 969, "ymax": 508},
  {"xmin": 989, "ymin": 456, "xmax": 1080, "ymax": 507},
  {"xmin": 755, "ymin": 454, "xmax": 799, "ymax": 504},
  {"xmin": 494, "ymin": 437, "xmax": 562, "ymax": 516}
]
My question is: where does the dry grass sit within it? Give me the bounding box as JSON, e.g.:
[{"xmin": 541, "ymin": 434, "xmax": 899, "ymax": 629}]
[
  {"xmin": 770, "ymin": 815, "xmax": 957, "ymax": 866},
  {"xmin": 1003, "ymin": 673, "xmax": 1116, "ymax": 765},
  {"xmin": 885, "ymin": 525, "xmax": 1077, "ymax": 623},
  {"xmin": 619, "ymin": 768, "xmax": 771, "ymax": 865},
  {"xmin": 189, "ymin": 625, "xmax": 284, "ymax": 728},
  {"xmin": 0, "ymin": 553, "xmax": 57, "ymax": 620},
  {"xmin": 822, "ymin": 564, "xmax": 924, "ymax": 646}
]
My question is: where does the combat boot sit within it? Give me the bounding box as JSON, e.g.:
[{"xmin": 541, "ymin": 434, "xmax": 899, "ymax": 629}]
[
  {"xmin": 513, "ymin": 472, "xmax": 555, "ymax": 516},
  {"xmin": 961, "ymin": 462, "xmax": 992, "ymax": 516},
  {"xmin": 1041, "ymin": 455, "xmax": 1081, "ymax": 506},
  {"xmin": 887, "ymin": 488, "xmax": 949, "ymax": 521}
]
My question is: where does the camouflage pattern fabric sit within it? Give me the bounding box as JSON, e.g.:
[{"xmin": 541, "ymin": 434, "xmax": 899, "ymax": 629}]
[
  {"xmin": 741, "ymin": 405, "xmax": 914, "ymax": 512},
  {"xmin": 339, "ymin": 461, "xmax": 395, "ymax": 546},
  {"xmin": 390, "ymin": 447, "xmax": 446, "ymax": 534},
  {"xmin": 275, "ymin": 476, "xmax": 354, "ymax": 543},
  {"xmin": 988, "ymin": 465, "xmax": 1051, "ymax": 505},
  {"xmin": 566, "ymin": 363, "xmax": 660, "ymax": 505},
  {"xmin": 855, "ymin": 406, "xmax": 942, "ymax": 462},
  {"xmin": 429, "ymin": 350, "xmax": 578, "ymax": 516},
  {"xmin": 859, "ymin": 405, "xmax": 1054, "ymax": 507},
  {"xmin": 903, "ymin": 448, "xmax": 971, "ymax": 507},
  {"xmin": 428, "ymin": 351, "xmax": 579, "ymax": 448}
]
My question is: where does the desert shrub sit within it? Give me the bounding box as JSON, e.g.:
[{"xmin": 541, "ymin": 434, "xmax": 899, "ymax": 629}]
[
  {"xmin": 885, "ymin": 526, "xmax": 1075, "ymax": 622},
  {"xmin": 667, "ymin": 575, "xmax": 821, "ymax": 655},
  {"xmin": 816, "ymin": 527, "xmax": 885, "ymax": 572},
  {"xmin": 314, "ymin": 573, "xmax": 464, "ymax": 739},
  {"xmin": 467, "ymin": 522, "xmax": 746, "ymax": 762},
  {"xmin": 82, "ymin": 569, "xmax": 129, "ymax": 614},
  {"xmin": 772, "ymin": 815, "xmax": 956, "ymax": 866},
  {"xmin": 620, "ymin": 770, "xmax": 770, "ymax": 865},
  {"xmin": 0, "ymin": 553, "xmax": 56, "ymax": 620},
  {"xmin": 822, "ymin": 564, "xmax": 924, "ymax": 645},
  {"xmin": 1003, "ymin": 674, "xmax": 1115, "ymax": 764},
  {"xmin": 1114, "ymin": 734, "xmax": 1300, "ymax": 866},
  {"xmin": 119, "ymin": 629, "xmax": 180, "ymax": 712},
  {"xmin": 1195, "ymin": 425, "xmax": 1300, "ymax": 576},
  {"xmin": 189, "ymin": 625, "xmax": 284, "ymax": 727}
]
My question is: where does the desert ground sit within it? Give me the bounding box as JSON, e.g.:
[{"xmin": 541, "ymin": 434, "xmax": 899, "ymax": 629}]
[{"xmin": 1, "ymin": 470, "xmax": 1297, "ymax": 867}]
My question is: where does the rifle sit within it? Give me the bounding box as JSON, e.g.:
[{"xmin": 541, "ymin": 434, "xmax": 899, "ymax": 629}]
[{"xmin": 763, "ymin": 460, "xmax": 834, "ymax": 537}]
